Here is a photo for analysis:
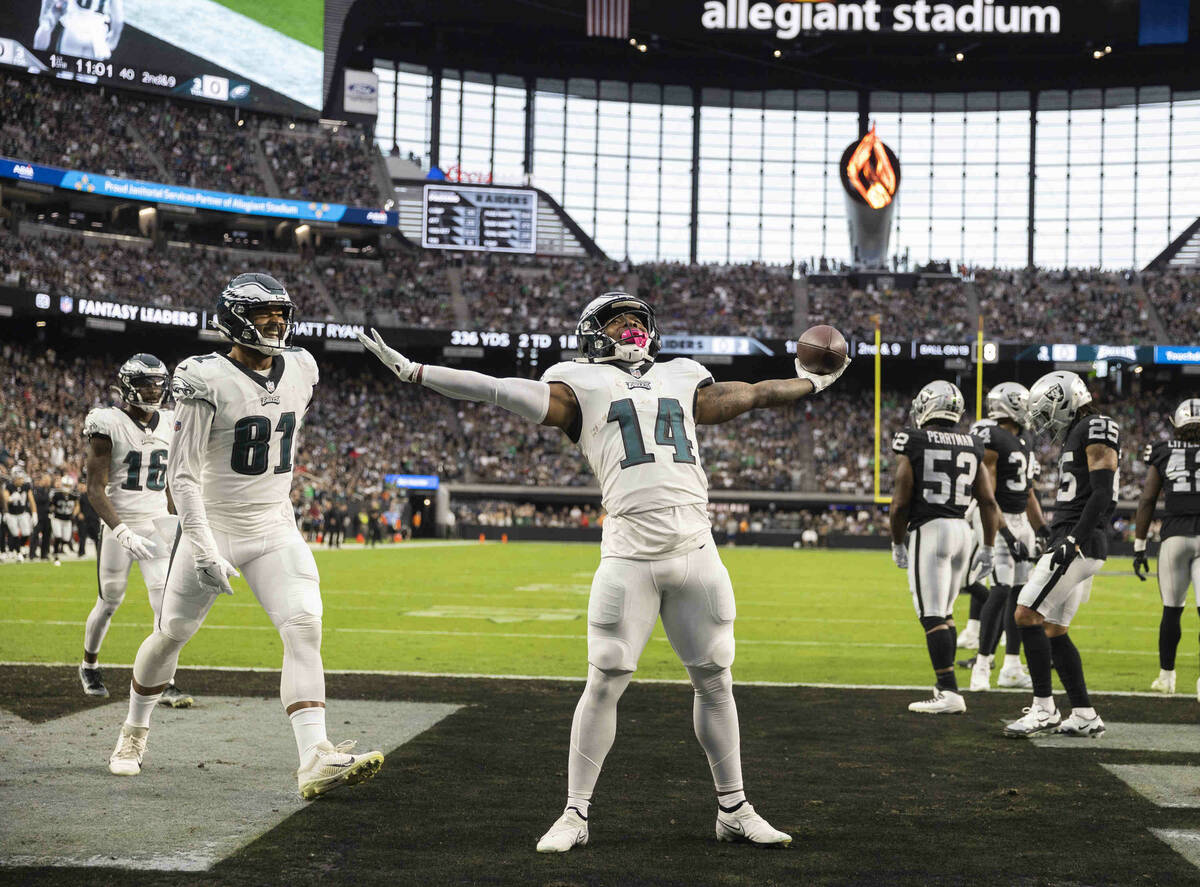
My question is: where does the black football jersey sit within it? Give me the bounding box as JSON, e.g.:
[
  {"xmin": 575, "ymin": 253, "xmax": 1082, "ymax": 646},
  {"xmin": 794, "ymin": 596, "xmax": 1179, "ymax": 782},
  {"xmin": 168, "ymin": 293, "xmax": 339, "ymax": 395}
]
[
  {"xmin": 1049, "ymin": 412, "xmax": 1121, "ymax": 557},
  {"xmin": 50, "ymin": 490, "xmax": 79, "ymax": 520},
  {"xmin": 893, "ymin": 426, "xmax": 984, "ymax": 530},
  {"xmin": 972, "ymin": 423, "xmax": 1035, "ymax": 514},
  {"xmin": 1145, "ymin": 439, "xmax": 1200, "ymax": 539},
  {"xmin": 4, "ymin": 481, "xmax": 32, "ymax": 514}
]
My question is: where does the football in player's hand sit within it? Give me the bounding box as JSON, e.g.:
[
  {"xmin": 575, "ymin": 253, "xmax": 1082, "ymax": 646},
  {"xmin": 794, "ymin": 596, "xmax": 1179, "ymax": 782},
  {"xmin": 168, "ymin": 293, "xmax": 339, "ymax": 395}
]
[{"xmin": 796, "ymin": 325, "xmax": 848, "ymax": 374}]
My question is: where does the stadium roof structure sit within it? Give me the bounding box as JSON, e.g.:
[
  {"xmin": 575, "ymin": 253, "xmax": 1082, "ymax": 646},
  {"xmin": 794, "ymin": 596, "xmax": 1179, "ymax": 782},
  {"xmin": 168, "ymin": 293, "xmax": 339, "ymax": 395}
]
[{"xmin": 332, "ymin": 0, "xmax": 1198, "ymax": 99}]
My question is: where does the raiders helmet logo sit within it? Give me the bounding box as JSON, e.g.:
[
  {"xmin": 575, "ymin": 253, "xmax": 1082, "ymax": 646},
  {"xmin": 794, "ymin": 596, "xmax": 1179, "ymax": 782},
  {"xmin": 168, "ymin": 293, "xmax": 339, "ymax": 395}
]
[{"xmin": 1045, "ymin": 383, "xmax": 1066, "ymax": 403}]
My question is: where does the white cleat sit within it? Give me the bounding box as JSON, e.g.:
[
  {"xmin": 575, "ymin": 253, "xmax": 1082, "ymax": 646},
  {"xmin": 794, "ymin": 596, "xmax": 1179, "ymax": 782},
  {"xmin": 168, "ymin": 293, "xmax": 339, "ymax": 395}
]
[
  {"xmin": 956, "ymin": 625, "xmax": 980, "ymax": 650},
  {"xmin": 108, "ymin": 723, "xmax": 148, "ymax": 776},
  {"xmin": 969, "ymin": 657, "xmax": 992, "ymax": 692},
  {"xmin": 715, "ymin": 802, "xmax": 792, "ymax": 847},
  {"xmin": 1151, "ymin": 670, "xmax": 1177, "ymax": 694},
  {"xmin": 1003, "ymin": 705, "xmax": 1061, "ymax": 737},
  {"xmin": 1057, "ymin": 711, "xmax": 1106, "ymax": 737},
  {"xmin": 997, "ymin": 665, "xmax": 1034, "ymax": 689},
  {"xmin": 296, "ymin": 740, "xmax": 384, "ymax": 800},
  {"xmin": 536, "ymin": 807, "xmax": 589, "ymax": 853},
  {"xmin": 908, "ymin": 689, "xmax": 966, "ymax": 714}
]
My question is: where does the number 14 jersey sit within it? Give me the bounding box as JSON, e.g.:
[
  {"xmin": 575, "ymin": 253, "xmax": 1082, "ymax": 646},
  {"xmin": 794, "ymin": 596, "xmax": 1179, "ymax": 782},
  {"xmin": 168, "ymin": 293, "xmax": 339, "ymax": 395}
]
[
  {"xmin": 892, "ymin": 426, "xmax": 984, "ymax": 531},
  {"xmin": 171, "ymin": 349, "xmax": 317, "ymax": 518}
]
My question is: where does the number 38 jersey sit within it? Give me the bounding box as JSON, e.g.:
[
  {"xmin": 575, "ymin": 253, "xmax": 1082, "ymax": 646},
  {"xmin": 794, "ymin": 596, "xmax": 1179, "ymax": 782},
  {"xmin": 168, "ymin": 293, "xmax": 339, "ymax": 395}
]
[
  {"xmin": 542, "ymin": 358, "xmax": 713, "ymax": 558},
  {"xmin": 1144, "ymin": 438, "xmax": 1200, "ymax": 539},
  {"xmin": 892, "ymin": 426, "xmax": 984, "ymax": 531},
  {"xmin": 83, "ymin": 406, "xmax": 174, "ymax": 522},
  {"xmin": 170, "ymin": 349, "xmax": 317, "ymax": 519}
]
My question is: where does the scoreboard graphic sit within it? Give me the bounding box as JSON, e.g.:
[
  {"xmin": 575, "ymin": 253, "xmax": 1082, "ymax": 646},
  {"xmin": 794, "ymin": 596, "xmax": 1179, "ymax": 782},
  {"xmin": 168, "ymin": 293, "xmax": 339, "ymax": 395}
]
[{"xmin": 422, "ymin": 185, "xmax": 537, "ymax": 254}]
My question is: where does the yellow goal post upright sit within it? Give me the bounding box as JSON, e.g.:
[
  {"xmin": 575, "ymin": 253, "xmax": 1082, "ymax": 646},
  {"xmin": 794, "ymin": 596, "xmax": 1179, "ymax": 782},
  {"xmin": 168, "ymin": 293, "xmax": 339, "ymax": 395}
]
[
  {"xmin": 976, "ymin": 313, "xmax": 985, "ymax": 422},
  {"xmin": 872, "ymin": 314, "xmax": 890, "ymax": 505}
]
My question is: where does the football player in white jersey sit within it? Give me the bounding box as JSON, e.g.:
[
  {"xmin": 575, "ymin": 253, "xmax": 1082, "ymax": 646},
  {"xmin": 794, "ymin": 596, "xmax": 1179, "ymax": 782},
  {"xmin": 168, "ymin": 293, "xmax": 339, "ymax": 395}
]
[
  {"xmin": 80, "ymin": 354, "xmax": 193, "ymax": 706},
  {"xmin": 107, "ymin": 274, "xmax": 384, "ymax": 800},
  {"xmin": 359, "ymin": 292, "xmax": 850, "ymax": 852},
  {"xmin": 34, "ymin": 0, "xmax": 124, "ymax": 60}
]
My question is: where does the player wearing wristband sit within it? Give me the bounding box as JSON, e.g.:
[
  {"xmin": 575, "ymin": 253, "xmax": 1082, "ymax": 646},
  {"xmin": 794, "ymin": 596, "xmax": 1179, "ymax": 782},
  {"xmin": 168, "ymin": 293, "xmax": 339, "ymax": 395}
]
[
  {"xmin": 1133, "ymin": 399, "xmax": 1200, "ymax": 700},
  {"xmin": 1004, "ymin": 371, "xmax": 1119, "ymax": 738},
  {"xmin": 360, "ymin": 292, "xmax": 850, "ymax": 852}
]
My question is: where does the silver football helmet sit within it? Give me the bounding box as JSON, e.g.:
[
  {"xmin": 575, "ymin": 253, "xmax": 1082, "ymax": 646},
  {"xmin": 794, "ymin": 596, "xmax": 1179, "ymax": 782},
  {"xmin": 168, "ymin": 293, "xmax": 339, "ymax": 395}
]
[
  {"xmin": 1027, "ymin": 371, "xmax": 1092, "ymax": 442},
  {"xmin": 1171, "ymin": 399, "xmax": 1200, "ymax": 429},
  {"xmin": 986, "ymin": 382, "xmax": 1030, "ymax": 426},
  {"xmin": 969, "ymin": 418, "xmax": 996, "ymax": 437},
  {"xmin": 910, "ymin": 380, "xmax": 965, "ymax": 427}
]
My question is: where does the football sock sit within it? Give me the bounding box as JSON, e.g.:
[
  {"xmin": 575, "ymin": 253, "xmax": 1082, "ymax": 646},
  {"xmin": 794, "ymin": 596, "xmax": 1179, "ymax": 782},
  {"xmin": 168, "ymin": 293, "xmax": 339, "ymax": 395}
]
[
  {"xmin": 718, "ymin": 790, "xmax": 747, "ymax": 812},
  {"xmin": 81, "ymin": 655, "xmax": 98, "ymax": 668},
  {"xmin": 290, "ymin": 706, "xmax": 327, "ymax": 760},
  {"xmin": 1020, "ymin": 624, "xmax": 1054, "ymax": 698},
  {"xmin": 1049, "ymin": 632, "xmax": 1090, "ymax": 709},
  {"xmin": 567, "ymin": 666, "xmax": 632, "ymax": 801},
  {"xmin": 979, "ymin": 584, "xmax": 1009, "ymax": 655},
  {"xmin": 1003, "ymin": 654, "xmax": 1022, "ymax": 671},
  {"xmin": 920, "ymin": 619, "xmax": 958, "ymax": 691},
  {"xmin": 127, "ymin": 685, "xmax": 162, "ymax": 729},
  {"xmin": 1033, "ymin": 695, "xmax": 1056, "ymax": 713},
  {"xmin": 968, "ymin": 583, "xmax": 988, "ymax": 618},
  {"xmin": 1159, "ymin": 606, "xmax": 1184, "ymax": 670},
  {"xmin": 565, "ymin": 798, "xmax": 590, "ymax": 818},
  {"xmin": 687, "ymin": 666, "xmax": 743, "ymax": 795},
  {"xmin": 1004, "ymin": 588, "xmax": 1022, "ymax": 655}
]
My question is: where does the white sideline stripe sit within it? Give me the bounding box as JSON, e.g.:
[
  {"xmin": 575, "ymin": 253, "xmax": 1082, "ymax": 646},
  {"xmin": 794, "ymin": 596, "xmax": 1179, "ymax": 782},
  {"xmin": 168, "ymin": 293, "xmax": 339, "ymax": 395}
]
[
  {"xmin": 3, "ymin": 660, "xmax": 1193, "ymax": 697},
  {"xmin": 125, "ymin": 0, "xmax": 321, "ymax": 109},
  {"xmin": 0, "ymin": 619, "xmax": 1164, "ymax": 655}
]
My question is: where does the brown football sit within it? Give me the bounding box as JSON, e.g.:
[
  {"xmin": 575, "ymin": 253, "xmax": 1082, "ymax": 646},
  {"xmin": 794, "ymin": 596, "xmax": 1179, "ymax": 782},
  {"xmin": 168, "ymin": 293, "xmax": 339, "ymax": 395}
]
[{"xmin": 796, "ymin": 325, "xmax": 849, "ymax": 374}]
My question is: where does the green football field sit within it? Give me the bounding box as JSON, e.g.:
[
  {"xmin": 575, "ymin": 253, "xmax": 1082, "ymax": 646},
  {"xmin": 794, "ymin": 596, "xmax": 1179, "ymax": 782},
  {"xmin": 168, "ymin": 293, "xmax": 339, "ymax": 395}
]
[
  {"xmin": 214, "ymin": 0, "xmax": 324, "ymax": 50},
  {"xmin": 0, "ymin": 542, "xmax": 1187, "ymax": 693}
]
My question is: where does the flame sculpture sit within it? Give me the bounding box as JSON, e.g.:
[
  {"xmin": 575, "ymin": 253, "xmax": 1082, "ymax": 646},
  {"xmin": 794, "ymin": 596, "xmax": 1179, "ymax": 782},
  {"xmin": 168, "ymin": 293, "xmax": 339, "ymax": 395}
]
[
  {"xmin": 838, "ymin": 126, "xmax": 902, "ymax": 268},
  {"xmin": 845, "ymin": 125, "xmax": 898, "ymax": 209}
]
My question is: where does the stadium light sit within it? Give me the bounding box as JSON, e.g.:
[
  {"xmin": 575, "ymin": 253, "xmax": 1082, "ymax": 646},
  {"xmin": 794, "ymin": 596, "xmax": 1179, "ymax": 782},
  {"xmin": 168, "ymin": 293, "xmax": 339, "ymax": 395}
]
[
  {"xmin": 773, "ymin": 49, "xmax": 782, "ymax": 57},
  {"xmin": 1093, "ymin": 49, "xmax": 1104, "ymax": 59}
]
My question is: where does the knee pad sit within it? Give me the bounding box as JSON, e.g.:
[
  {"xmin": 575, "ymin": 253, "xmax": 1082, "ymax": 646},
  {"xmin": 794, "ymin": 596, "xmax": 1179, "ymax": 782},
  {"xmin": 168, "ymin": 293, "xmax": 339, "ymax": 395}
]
[
  {"xmin": 98, "ymin": 579, "xmax": 127, "ymax": 608},
  {"xmin": 688, "ymin": 664, "xmax": 733, "ymax": 698},
  {"xmin": 703, "ymin": 633, "xmax": 736, "ymax": 670},
  {"xmin": 588, "ymin": 635, "xmax": 633, "ymax": 673},
  {"xmin": 920, "ymin": 616, "xmax": 948, "ymax": 633},
  {"xmin": 132, "ymin": 631, "xmax": 187, "ymax": 687}
]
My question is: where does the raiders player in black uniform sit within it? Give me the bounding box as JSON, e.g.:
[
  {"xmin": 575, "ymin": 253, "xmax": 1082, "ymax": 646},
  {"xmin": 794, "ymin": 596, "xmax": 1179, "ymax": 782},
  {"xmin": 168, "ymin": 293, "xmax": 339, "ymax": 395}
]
[
  {"xmin": 2, "ymin": 466, "xmax": 37, "ymax": 560},
  {"xmin": 968, "ymin": 383, "xmax": 1046, "ymax": 692},
  {"xmin": 49, "ymin": 475, "xmax": 82, "ymax": 565},
  {"xmin": 1134, "ymin": 398, "xmax": 1200, "ymax": 701},
  {"xmin": 1004, "ymin": 371, "xmax": 1118, "ymax": 738},
  {"xmin": 891, "ymin": 380, "xmax": 1002, "ymax": 714}
]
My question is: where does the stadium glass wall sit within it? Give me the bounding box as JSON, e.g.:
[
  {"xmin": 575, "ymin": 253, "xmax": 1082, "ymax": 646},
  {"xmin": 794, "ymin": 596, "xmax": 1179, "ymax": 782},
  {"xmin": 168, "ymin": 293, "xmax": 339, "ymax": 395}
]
[{"xmin": 374, "ymin": 64, "xmax": 1199, "ymax": 271}]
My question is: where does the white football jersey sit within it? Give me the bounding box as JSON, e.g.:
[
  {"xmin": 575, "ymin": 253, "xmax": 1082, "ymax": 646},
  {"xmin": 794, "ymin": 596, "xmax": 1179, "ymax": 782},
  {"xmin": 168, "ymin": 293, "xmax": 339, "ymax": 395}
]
[
  {"xmin": 170, "ymin": 348, "xmax": 317, "ymax": 518},
  {"xmin": 542, "ymin": 358, "xmax": 713, "ymax": 558},
  {"xmin": 83, "ymin": 406, "xmax": 174, "ymax": 522},
  {"xmin": 60, "ymin": 0, "xmax": 115, "ymax": 60}
]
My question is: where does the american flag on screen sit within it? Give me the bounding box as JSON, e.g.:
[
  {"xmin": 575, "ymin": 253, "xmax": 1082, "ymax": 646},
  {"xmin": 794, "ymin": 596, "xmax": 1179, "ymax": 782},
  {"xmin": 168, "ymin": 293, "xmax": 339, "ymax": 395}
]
[{"xmin": 586, "ymin": 0, "xmax": 630, "ymax": 39}]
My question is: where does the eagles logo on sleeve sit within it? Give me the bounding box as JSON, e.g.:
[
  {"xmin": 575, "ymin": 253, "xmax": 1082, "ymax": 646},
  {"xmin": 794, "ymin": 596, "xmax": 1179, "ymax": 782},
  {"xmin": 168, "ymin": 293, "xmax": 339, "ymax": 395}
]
[{"xmin": 171, "ymin": 374, "xmax": 197, "ymax": 400}]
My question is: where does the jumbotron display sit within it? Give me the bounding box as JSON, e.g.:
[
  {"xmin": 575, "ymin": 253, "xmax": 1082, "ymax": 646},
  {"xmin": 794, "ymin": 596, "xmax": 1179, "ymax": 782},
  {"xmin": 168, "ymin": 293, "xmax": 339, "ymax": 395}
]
[
  {"xmin": 422, "ymin": 185, "xmax": 538, "ymax": 253},
  {"xmin": 0, "ymin": 0, "xmax": 323, "ymax": 115}
]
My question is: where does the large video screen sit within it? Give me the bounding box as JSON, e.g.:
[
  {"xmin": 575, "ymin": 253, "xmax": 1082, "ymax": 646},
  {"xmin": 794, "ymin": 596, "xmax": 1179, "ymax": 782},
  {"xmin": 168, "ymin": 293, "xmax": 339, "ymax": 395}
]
[{"xmin": 0, "ymin": 0, "xmax": 323, "ymax": 116}]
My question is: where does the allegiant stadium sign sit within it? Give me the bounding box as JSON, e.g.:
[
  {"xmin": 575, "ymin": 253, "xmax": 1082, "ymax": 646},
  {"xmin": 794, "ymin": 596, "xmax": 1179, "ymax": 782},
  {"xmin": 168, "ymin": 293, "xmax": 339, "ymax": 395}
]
[{"xmin": 701, "ymin": 0, "xmax": 1062, "ymax": 35}]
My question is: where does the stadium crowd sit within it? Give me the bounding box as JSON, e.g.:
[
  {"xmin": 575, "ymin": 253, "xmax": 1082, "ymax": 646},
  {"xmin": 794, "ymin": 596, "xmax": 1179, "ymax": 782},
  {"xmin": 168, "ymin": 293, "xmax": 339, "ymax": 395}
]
[{"xmin": 808, "ymin": 277, "xmax": 974, "ymax": 342}]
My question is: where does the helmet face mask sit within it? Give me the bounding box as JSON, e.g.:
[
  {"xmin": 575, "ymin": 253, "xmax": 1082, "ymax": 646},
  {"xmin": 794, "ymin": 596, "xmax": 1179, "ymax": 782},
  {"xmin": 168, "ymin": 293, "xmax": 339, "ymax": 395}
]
[
  {"xmin": 117, "ymin": 353, "xmax": 169, "ymax": 411},
  {"xmin": 215, "ymin": 273, "xmax": 296, "ymax": 356},
  {"xmin": 575, "ymin": 293, "xmax": 660, "ymax": 365},
  {"xmin": 910, "ymin": 380, "xmax": 965, "ymax": 427},
  {"xmin": 986, "ymin": 382, "xmax": 1030, "ymax": 427},
  {"xmin": 1027, "ymin": 371, "xmax": 1091, "ymax": 443}
]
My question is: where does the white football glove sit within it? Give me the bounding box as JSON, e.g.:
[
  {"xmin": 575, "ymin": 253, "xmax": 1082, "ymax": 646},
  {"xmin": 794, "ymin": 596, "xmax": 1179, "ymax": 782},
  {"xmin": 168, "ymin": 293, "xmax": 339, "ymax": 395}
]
[
  {"xmin": 113, "ymin": 523, "xmax": 156, "ymax": 561},
  {"xmin": 195, "ymin": 553, "xmax": 239, "ymax": 596},
  {"xmin": 357, "ymin": 328, "xmax": 421, "ymax": 382},
  {"xmin": 795, "ymin": 355, "xmax": 851, "ymax": 393},
  {"xmin": 891, "ymin": 542, "xmax": 908, "ymax": 570},
  {"xmin": 968, "ymin": 545, "xmax": 995, "ymax": 585},
  {"xmin": 33, "ymin": 24, "xmax": 52, "ymax": 51}
]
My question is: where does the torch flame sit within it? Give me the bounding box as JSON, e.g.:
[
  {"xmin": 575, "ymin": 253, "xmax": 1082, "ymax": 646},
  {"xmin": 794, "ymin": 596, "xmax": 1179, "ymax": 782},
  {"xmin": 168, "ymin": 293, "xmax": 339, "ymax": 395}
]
[{"xmin": 845, "ymin": 125, "xmax": 897, "ymax": 210}]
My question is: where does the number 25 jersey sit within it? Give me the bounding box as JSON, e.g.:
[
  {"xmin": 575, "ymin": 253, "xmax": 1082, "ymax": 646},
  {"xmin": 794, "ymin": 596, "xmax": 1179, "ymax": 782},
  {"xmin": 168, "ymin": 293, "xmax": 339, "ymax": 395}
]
[
  {"xmin": 1050, "ymin": 412, "xmax": 1121, "ymax": 557},
  {"xmin": 170, "ymin": 349, "xmax": 317, "ymax": 516},
  {"xmin": 83, "ymin": 406, "xmax": 174, "ymax": 522},
  {"xmin": 892, "ymin": 426, "xmax": 984, "ymax": 531}
]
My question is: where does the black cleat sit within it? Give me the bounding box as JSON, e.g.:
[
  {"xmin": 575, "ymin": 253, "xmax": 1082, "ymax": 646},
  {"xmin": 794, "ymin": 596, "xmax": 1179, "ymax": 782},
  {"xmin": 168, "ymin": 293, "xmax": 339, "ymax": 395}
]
[
  {"xmin": 956, "ymin": 656, "xmax": 977, "ymax": 670},
  {"xmin": 159, "ymin": 685, "xmax": 194, "ymax": 708},
  {"xmin": 79, "ymin": 665, "xmax": 109, "ymax": 697}
]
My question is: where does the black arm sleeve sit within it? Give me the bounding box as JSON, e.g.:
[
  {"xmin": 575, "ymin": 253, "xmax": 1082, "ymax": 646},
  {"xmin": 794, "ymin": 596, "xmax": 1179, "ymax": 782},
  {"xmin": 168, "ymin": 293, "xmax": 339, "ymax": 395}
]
[{"xmin": 1069, "ymin": 469, "xmax": 1115, "ymax": 541}]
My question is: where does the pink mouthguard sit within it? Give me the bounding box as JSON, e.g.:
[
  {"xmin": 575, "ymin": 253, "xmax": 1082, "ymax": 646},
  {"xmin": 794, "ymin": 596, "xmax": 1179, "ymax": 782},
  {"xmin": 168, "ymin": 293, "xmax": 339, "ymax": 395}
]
[{"xmin": 620, "ymin": 329, "xmax": 649, "ymax": 348}]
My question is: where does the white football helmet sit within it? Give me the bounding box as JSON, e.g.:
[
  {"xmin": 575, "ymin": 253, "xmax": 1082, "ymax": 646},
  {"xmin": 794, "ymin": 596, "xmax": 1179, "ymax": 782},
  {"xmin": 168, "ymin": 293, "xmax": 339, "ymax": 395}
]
[
  {"xmin": 911, "ymin": 380, "xmax": 965, "ymax": 427},
  {"xmin": 117, "ymin": 353, "xmax": 170, "ymax": 411},
  {"xmin": 969, "ymin": 418, "xmax": 996, "ymax": 437},
  {"xmin": 574, "ymin": 293, "xmax": 659, "ymax": 365},
  {"xmin": 1171, "ymin": 399, "xmax": 1200, "ymax": 429},
  {"xmin": 215, "ymin": 273, "xmax": 296, "ymax": 356},
  {"xmin": 1027, "ymin": 371, "xmax": 1092, "ymax": 442},
  {"xmin": 986, "ymin": 382, "xmax": 1030, "ymax": 426}
]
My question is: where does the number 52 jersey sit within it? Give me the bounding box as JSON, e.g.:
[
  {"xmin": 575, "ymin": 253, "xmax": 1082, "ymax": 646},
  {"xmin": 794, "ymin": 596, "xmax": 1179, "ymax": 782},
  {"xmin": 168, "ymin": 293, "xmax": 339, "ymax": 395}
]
[
  {"xmin": 170, "ymin": 349, "xmax": 317, "ymax": 515},
  {"xmin": 83, "ymin": 407, "xmax": 174, "ymax": 522},
  {"xmin": 892, "ymin": 427, "xmax": 984, "ymax": 531}
]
